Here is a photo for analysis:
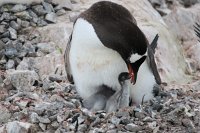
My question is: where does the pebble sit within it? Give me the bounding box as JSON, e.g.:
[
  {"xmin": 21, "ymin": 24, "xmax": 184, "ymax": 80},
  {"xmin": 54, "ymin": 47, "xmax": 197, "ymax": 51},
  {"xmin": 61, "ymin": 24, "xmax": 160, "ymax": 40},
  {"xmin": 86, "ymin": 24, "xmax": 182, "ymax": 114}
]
[
  {"xmin": 10, "ymin": 21, "xmax": 21, "ymax": 30},
  {"xmin": 6, "ymin": 59, "xmax": 15, "ymax": 69},
  {"xmin": 37, "ymin": 116, "xmax": 51, "ymax": 124},
  {"xmin": 11, "ymin": 4, "xmax": 27, "ymax": 13},
  {"xmin": 15, "ymin": 11, "xmax": 32, "ymax": 20},
  {"xmin": 45, "ymin": 12, "xmax": 57, "ymax": 23},
  {"xmin": 39, "ymin": 123, "xmax": 47, "ymax": 131},
  {"xmin": 8, "ymin": 27, "xmax": 17, "ymax": 39},
  {"xmin": 32, "ymin": 5, "xmax": 47, "ymax": 16},
  {"xmin": 125, "ymin": 123, "xmax": 142, "ymax": 132}
]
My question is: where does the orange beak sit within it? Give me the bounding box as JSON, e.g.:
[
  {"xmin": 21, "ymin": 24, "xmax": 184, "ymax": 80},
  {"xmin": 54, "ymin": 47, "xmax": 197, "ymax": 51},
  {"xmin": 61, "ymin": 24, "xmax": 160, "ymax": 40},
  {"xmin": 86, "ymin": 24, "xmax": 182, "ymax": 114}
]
[{"xmin": 128, "ymin": 63, "xmax": 135, "ymax": 84}]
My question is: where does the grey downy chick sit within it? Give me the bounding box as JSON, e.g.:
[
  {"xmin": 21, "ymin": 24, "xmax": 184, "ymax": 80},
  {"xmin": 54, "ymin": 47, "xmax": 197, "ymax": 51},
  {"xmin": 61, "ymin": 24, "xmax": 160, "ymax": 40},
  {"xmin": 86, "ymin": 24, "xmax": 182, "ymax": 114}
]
[
  {"xmin": 82, "ymin": 85, "xmax": 115, "ymax": 111},
  {"xmin": 105, "ymin": 72, "xmax": 131, "ymax": 112}
]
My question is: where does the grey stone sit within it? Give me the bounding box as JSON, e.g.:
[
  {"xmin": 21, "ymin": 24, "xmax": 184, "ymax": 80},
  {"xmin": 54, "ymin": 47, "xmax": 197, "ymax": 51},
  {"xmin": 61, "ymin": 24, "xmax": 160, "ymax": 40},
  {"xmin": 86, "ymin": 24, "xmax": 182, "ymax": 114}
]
[
  {"xmin": 10, "ymin": 21, "xmax": 21, "ymax": 30},
  {"xmin": 4, "ymin": 70, "xmax": 39, "ymax": 91},
  {"xmin": 45, "ymin": 12, "xmax": 57, "ymax": 23},
  {"xmin": 36, "ymin": 42, "xmax": 55, "ymax": 54},
  {"xmin": 4, "ymin": 48, "xmax": 18, "ymax": 58},
  {"xmin": 0, "ymin": 12, "xmax": 16, "ymax": 21},
  {"xmin": 56, "ymin": 9, "xmax": 66, "ymax": 16},
  {"xmin": 37, "ymin": 18, "xmax": 48, "ymax": 27},
  {"xmin": 37, "ymin": 116, "xmax": 51, "ymax": 124},
  {"xmin": 0, "ymin": 31, "xmax": 10, "ymax": 38},
  {"xmin": 21, "ymin": 20, "xmax": 30, "ymax": 28},
  {"xmin": 6, "ymin": 121, "xmax": 34, "ymax": 133},
  {"xmin": 135, "ymin": 112, "xmax": 146, "ymax": 119},
  {"xmin": 0, "ymin": 25, "xmax": 6, "ymax": 33},
  {"xmin": 0, "ymin": 106, "xmax": 11, "ymax": 124},
  {"xmin": 15, "ymin": 11, "xmax": 32, "ymax": 20},
  {"xmin": 125, "ymin": 123, "xmax": 142, "ymax": 132},
  {"xmin": 30, "ymin": 112, "xmax": 39, "ymax": 123},
  {"xmin": 11, "ymin": 4, "xmax": 27, "ymax": 13},
  {"xmin": 32, "ymin": 5, "xmax": 47, "ymax": 16},
  {"xmin": 8, "ymin": 27, "xmax": 17, "ymax": 39},
  {"xmin": 42, "ymin": 1, "xmax": 55, "ymax": 13},
  {"xmin": 6, "ymin": 59, "xmax": 15, "ymax": 69},
  {"xmin": 39, "ymin": 123, "xmax": 46, "ymax": 131},
  {"xmin": 110, "ymin": 116, "xmax": 120, "ymax": 125},
  {"xmin": 51, "ymin": 0, "xmax": 72, "ymax": 10},
  {"xmin": 51, "ymin": 121, "xmax": 59, "ymax": 128}
]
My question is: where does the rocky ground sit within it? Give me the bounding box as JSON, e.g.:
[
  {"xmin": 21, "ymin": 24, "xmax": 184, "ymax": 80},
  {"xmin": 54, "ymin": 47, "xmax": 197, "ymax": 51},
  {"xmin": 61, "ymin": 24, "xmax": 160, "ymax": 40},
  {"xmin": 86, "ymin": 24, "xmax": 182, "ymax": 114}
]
[{"xmin": 0, "ymin": 0, "xmax": 200, "ymax": 133}]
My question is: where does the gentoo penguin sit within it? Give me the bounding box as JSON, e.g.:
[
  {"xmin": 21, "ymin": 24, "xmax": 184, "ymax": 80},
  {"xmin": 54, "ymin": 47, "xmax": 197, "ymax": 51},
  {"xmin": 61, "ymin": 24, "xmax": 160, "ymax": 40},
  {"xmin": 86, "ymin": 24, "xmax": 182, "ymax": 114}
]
[
  {"xmin": 64, "ymin": 1, "xmax": 154, "ymax": 108},
  {"xmin": 130, "ymin": 34, "xmax": 162, "ymax": 104},
  {"xmin": 105, "ymin": 72, "xmax": 131, "ymax": 112},
  {"xmin": 194, "ymin": 22, "xmax": 200, "ymax": 42}
]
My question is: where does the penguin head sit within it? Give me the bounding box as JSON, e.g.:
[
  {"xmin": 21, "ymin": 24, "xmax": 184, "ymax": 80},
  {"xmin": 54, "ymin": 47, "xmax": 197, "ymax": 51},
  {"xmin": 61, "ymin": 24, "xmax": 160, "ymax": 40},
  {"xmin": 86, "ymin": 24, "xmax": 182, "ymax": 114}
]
[
  {"xmin": 118, "ymin": 72, "xmax": 131, "ymax": 86},
  {"xmin": 127, "ymin": 56, "xmax": 147, "ymax": 84}
]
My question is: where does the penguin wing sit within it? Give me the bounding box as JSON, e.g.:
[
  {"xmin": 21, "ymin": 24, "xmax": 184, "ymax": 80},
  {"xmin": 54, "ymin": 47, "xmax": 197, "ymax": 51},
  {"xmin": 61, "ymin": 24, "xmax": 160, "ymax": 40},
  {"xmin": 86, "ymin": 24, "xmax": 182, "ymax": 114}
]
[
  {"xmin": 147, "ymin": 35, "xmax": 161, "ymax": 85},
  {"xmin": 194, "ymin": 22, "xmax": 200, "ymax": 42},
  {"xmin": 64, "ymin": 34, "xmax": 74, "ymax": 83}
]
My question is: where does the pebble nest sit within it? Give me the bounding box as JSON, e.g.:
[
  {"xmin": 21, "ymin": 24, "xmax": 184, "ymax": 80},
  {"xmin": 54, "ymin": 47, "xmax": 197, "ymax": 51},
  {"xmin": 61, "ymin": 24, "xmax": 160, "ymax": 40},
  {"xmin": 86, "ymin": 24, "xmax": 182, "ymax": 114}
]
[{"xmin": 0, "ymin": 1, "xmax": 200, "ymax": 133}]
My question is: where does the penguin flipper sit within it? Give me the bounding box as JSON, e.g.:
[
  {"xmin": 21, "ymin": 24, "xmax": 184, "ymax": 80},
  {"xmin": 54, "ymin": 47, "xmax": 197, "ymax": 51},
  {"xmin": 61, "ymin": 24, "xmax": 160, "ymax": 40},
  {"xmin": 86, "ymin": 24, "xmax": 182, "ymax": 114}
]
[
  {"xmin": 147, "ymin": 35, "xmax": 162, "ymax": 85},
  {"xmin": 194, "ymin": 22, "xmax": 200, "ymax": 42},
  {"xmin": 64, "ymin": 34, "xmax": 74, "ymax": 83}
]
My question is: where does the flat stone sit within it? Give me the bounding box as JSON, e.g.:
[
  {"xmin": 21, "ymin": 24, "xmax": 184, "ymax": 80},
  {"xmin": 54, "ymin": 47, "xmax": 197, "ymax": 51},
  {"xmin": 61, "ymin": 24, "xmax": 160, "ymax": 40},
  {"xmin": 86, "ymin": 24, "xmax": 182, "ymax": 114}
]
[
  {"xmin": 37, "ymin": 116, "xmax": 51, "ymax": 124},
  {"xmin": 10, "ymin": 21, "xmax": 21, "ymax": 30},
  {"xmin": 8, "ymin": 27, "xmax": 17, "ymax": 39},
  {"xmin": 51, "ymin": 0, "xmax": 72, "ymax": 10},
  {"xmin": 6, "ymin": 59, "xmax": 15, "ymax": 69},
  {"xmin": 11, "ymin": 4, "xmax": 27, "ymax": 13},
  {"xmin": 0, "ymin": 25, "xmax": 6, "ymax": 33},
  {"xmin": 15, "ymin": 11, "xmax": 32, "ymax": 20},
  {"xmin": 42, "ymin": 1, "xmax": 55, "ymax": 13},
  {"xmin": 39, "ymin": 123, "xmax": 46, "ymax": 131},
  {"xmin": 0, "ymin": 105, "xmax": 11, "ymax": 124},
  {"xmin": 45, "ymin": 12, "xmax": 57, "ymax": 23},
  {"xmin": 32, "ymin": 5, "xmax": 47, "ymax": 16},
  {"xmin": 4, "ymin": 48, "xmax": 18, "ymax": 59},
  {"xmin": 125, "ymin": 123, "xmax": 142, "ymax": 132},
  {"xmin": 30, "ymin": 112, "xmax": 39, "ymax": 123},
  {"xmin": 56, "ymin": 9, "xmax": 66, "ymax": 16},
  {"xmin": 6, "ymin": 121, "xmax": 34, "ymax": 133},
  {"xmin": 4, "ymin": 70, "xmax": 39, "ymax": 91}
]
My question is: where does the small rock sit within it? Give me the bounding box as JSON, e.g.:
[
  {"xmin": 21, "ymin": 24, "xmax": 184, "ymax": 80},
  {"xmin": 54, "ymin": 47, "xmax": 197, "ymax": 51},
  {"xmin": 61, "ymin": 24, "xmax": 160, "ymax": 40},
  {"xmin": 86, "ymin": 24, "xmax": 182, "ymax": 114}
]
[
  {"xmin": 42, "ymin": 1, "xmax": 55, "ymax": 13},
  {"xmin": 125, "ymin": 123, "xmax": 142, "ymax": 132},
  {"xmin": 6, "ymin": 59, "xmax": 15, "ymax": 69},
  {"xmin": 135, "ymin": 112, "xmax": 145, "ymax": 119},
  {"xmin": 51, "ymin": 0, "xmax": 72, "ymax": 10},
  {"xmin": 57, "ymin": 115, "xmax": 65, "ymax": 123},
  {"xmin": 39, "ymin": 123, "xmax": 46, "ymax": 131},
  {"xmin": 4, "ymin": 70, "xmax": 39, "ymax": 91},
  {"xmin": 0, "ymin": 106, "xmax": 11, "ymax": 124},
  {"xmin": 11, "ymin": 4, "xmax": 27, "ymax": 13},
  {"xmin": 0, "ymin": 25, "xmax": 6, "ymax": 33},
  {"xmin": 10, "ymin": 21, "xmax": 21, "ymax": 30},
  {"xmin": 15, "ymin": 11, "xmax": 32, "ymax": 20},
  {"xmin": 37, "ymin": 116, "xmax": 51, "ymax": 124},
  {"xmin": 32, "ymin": 5, "xmax": 47, "ymax": 16},
  {"xmin": 49, "ymin": 74, "xmax": 63, "ymax": 82},
  {"xmin": 37, "ymin": 18, "xmax": 48, "ymax": 27},
  {"xmin": 45, "ymin": 12, "xmax": 57, "ymax": 23},
  {"xmin": 143, "ymin": 116, "xmax": 153, "ymax": 122},
  {"xmin": 182, "ymin": 118, "xmax": 195, "ymax": 129},
  {"xmin": 110, "ymin": 116, "xmax": 120, "ymax": 125},
  {"xmin": 8, "ymin": 27, "xmax": 17, "ymax": 39},
  {"xmin": 56, "ymin": 9, "xmax": 66, "ymax": 16},
  {"xmin": 51, "ymin": 121, "xmax": 59, "ymax": 128},
  {"xmin": 4, "ymin": 48, "xmax": 18, "ymax": 58},
  {"xmin": 36, "ymin": 42, "xmax": 55, "ymax": 54},
  {"xmin": 30, "ymin": 112, "xmax": 39, "ymax": 123},
  {"xmin": 6, "ymin": 121, "xmax": 35, "ymax": 133}
]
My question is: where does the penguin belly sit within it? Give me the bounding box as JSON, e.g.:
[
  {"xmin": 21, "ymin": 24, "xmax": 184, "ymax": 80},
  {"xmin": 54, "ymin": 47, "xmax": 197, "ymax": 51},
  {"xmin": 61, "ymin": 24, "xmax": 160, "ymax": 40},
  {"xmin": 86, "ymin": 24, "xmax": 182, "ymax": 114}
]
[
  {"xmin": 130, "ymin": 60, "xmax": 156, "ymax": 104},
  {"xmin": 69, "ymin": 18, "xmax": 129, "ymax": 99}
]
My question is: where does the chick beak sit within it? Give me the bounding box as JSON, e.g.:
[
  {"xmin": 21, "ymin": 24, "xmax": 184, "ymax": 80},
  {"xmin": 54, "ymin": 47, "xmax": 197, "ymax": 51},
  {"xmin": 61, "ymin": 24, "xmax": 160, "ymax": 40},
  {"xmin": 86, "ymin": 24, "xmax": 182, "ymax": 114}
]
[{"xmin": 128, "ymin": 63, "xmax": 135, "ymax": 84}]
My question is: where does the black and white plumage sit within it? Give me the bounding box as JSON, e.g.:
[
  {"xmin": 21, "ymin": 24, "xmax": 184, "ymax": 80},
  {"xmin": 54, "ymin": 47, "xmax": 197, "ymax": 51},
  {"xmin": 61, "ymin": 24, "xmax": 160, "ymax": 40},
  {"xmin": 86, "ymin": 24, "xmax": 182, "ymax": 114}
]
[{"xmin": 64, "ymin": 1, "xmax": 161, "ymax": 110}]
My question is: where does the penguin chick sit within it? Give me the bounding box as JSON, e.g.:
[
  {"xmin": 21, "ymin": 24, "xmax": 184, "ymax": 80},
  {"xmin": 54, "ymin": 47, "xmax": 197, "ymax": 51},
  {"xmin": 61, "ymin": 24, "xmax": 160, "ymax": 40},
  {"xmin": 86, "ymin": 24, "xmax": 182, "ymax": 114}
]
[
  {"xmin": 106, "ymin": 72, "xmax": 131, "ymax": 112},
  {"xmin": 82, "ymin": 85, "xmax": 115, "ymax": 111}
]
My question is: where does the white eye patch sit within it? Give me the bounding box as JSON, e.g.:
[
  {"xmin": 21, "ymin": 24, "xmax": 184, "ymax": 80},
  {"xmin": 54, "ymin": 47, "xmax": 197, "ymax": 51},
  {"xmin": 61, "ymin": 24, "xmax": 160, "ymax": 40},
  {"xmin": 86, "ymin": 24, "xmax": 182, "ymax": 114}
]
[{"xmin": 129, "ymin": 52, "xmax": 147, "ymax": 63}]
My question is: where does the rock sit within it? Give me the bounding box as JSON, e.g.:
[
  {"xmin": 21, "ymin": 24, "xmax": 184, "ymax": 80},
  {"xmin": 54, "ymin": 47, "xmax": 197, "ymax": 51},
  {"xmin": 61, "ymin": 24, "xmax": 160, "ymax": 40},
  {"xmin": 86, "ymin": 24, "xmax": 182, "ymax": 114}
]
[
  {"xmin": 0, "ymin": 25, "xmax": 6, "ymax": 33},
  {"xmin": 0, "ymin": 105, "xmax": 11, "ymax": 124},
  {"xmin": 6, "ymin": 121, "xmax": 35, "ymax": 133},
  {"xmin": 37, "ymin": 18, "xmax": 48, "ymax": 27},
  {"xmin": 45, "ymin": 12, "xmax": 57, "ymax": 23},
  {"xmin": 135, "ymin": 112, "xmax": 146, "ymax": 119},
  {"xmin": 4, "ymin": 70, "xmax": 39, "ymax": 91},
  {"xmin": 4, "ymin": 48, "xmax": 18, "ymax": 59},
  {"xmin": 39, "ymin": 123, "xmax": 46, "ymax": 131},
  {"xmin": 110, "ymin": 116, "xmax": 120, "ymax": 125},
  {"xmin": 32, "ymin": 5, "xmax": 47, "ymax": 16},
  {"xmin": 56, "ymin": 9, "xmax": 66, "ymax": 16},
  {"xmin": 125, "ymin": 123, "xmax": 142, "ymax": 132},
  {"xmin": 30, "ymin": 112, "xmax": 39, "ymax": 123},
  {"xmin": 11, "ymin": 4, "xmax": 27, "ymax": 12},
  {"xmin": 10, "ymin": 21, "xmax": 21, "ymax": 30},
  {"xmin": 6, "ymin": 59, "xmax": 15, "ymax": 69},
  {"xmin": 15, "ymin": 11, "xmax": 32, "ymax": 20},
  {"xmin": 42, "ymin": 1, "xmax": 55, "ymax": 13},
  {"xmin": 37, "ymin": 116, "xmax": 51, "ymax": 124},
  {"xmin": 51, "ymin": 0, "xmax": 72, "ymax": 10},
  {"xmin": 8, "ymin": 27, "xmax": 17, "ymax": 39},
  {"xmin": 17, "ymin": 52, "xmax": 65, "ymax": 77},
  {"xmin": 36, "ymin": 42, "xmax": 56, "ymax": 54},
  {"xmin": 182, "ymin": 118, "xmax": 195, "ymax": 129}
]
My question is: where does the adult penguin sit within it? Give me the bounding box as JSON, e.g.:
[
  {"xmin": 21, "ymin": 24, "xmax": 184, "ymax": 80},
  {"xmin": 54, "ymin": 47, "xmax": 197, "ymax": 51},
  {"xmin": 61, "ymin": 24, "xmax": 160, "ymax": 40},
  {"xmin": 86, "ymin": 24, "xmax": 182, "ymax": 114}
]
[{"xmin": 64, "ymin": 1, "xmax": 150, "ymax": 107}]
